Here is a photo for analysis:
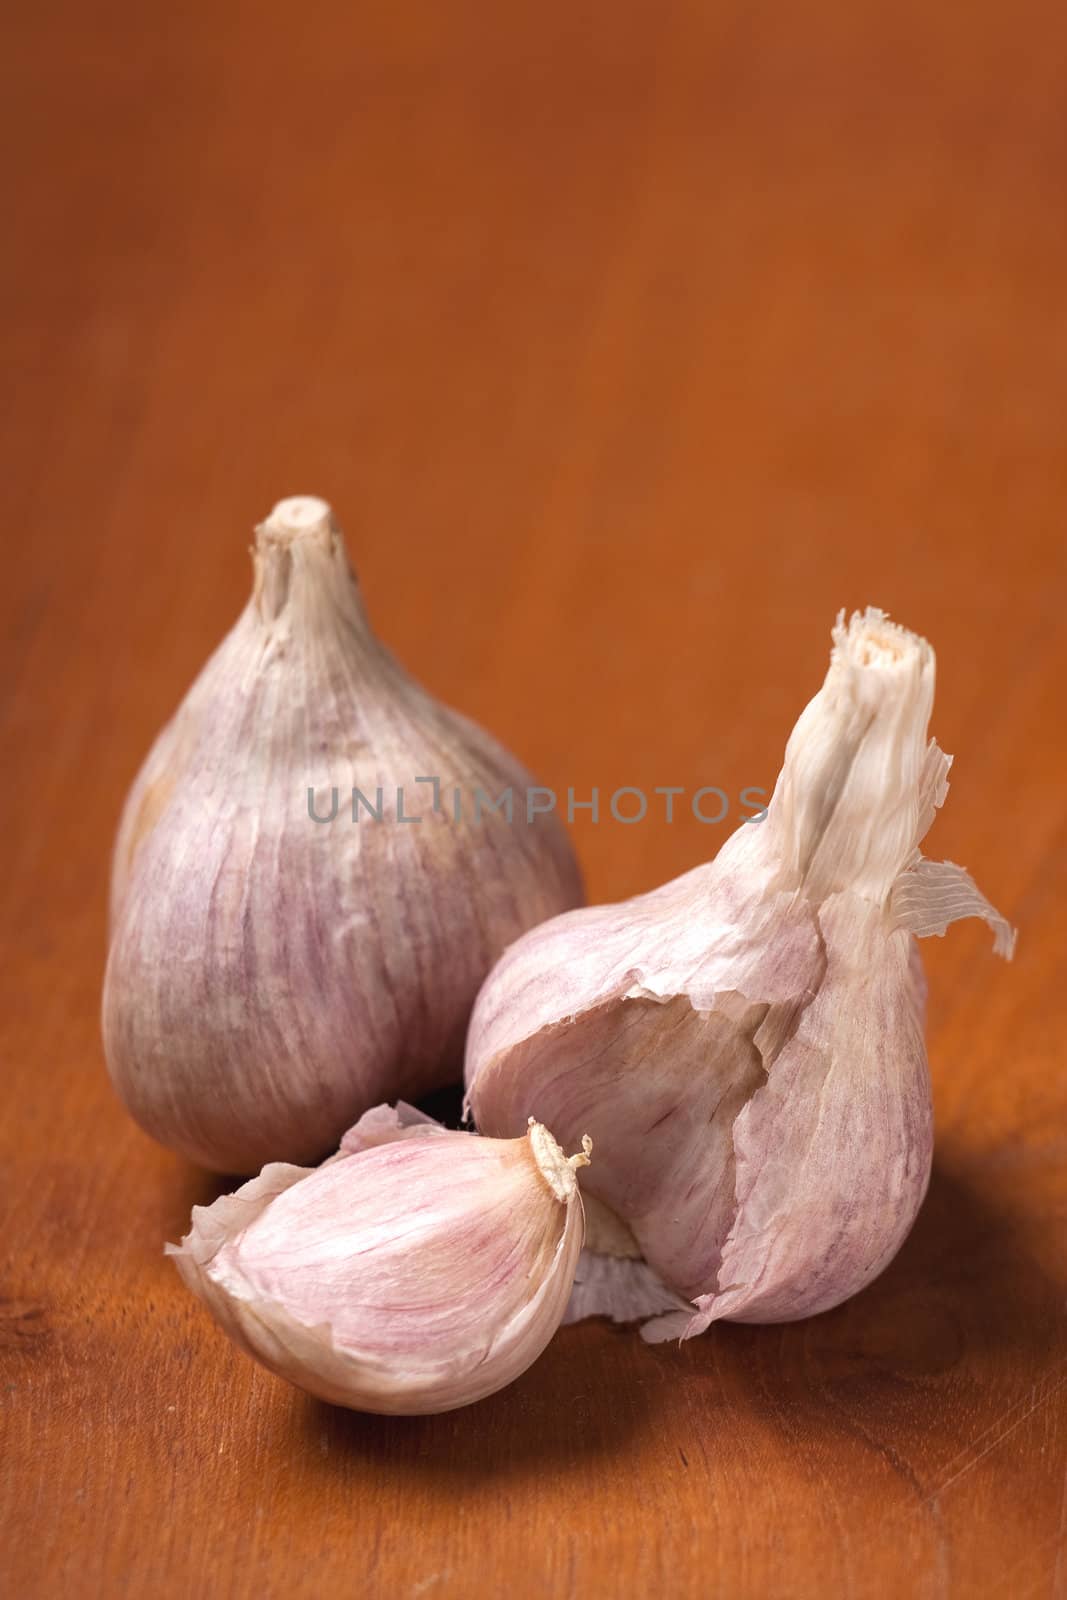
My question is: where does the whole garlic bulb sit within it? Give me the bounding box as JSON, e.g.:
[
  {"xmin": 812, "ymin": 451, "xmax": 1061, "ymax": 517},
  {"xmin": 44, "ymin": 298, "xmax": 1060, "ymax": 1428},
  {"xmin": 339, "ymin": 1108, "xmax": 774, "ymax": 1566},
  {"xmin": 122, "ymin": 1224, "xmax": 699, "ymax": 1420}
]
[
  {"xmin": 103, "ymin": 496, "xmax": 581, "ymax": 1172},
  {"xmin": 167, "ymin": 1104, "xmax": 592, "ymax": 1414},
  {"xmin": 466, "ymin": 609, "xmax": 1014, "ymax": 1337}
]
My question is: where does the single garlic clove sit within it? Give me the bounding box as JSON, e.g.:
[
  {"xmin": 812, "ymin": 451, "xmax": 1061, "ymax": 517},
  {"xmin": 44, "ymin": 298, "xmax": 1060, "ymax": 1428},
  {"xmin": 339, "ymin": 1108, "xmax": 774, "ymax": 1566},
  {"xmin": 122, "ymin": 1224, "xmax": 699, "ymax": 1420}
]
[
  {"xmin": 103, "ymin": 496, "xmax": 582, "ymax": 1173},
  {"xmin": 467, "ymin": 609, "xmax": 1015, "ymax": 1334},
  {"xmin": 167, "ymin": 1106, "xmax": 592, "ymax": 1415}
]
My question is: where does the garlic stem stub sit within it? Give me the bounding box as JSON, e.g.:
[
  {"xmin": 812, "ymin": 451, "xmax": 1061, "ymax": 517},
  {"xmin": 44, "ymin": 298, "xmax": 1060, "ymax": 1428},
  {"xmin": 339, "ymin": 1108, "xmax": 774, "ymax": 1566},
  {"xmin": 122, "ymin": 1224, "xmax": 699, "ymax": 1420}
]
[
  {"xmin": 465, "ymin": 609, "xmax": 1015, "ymax": 1339},
  {"xmin": 103, "ymin": 497, "xmax": 582, "ymax": 1173},
  {"xmin": 167, "ymin": 1105, "xmax": 592, "ymax": 1414}
]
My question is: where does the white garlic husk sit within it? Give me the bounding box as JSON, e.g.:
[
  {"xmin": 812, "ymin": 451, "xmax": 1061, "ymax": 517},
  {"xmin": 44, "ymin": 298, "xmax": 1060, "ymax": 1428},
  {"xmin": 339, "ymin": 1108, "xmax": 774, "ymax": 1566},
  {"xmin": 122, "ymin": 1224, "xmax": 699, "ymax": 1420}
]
[
  {"xmin": 103, "ymin": 496, "xmax": 582, "ymax": 1172},
  {"xmin": 466, "ymin": 609, "xmax": 1014, "ymax": 1337},
  {"xmin": 167, "ymin": 1104, "xmax": 591, "ymax": 1414}
]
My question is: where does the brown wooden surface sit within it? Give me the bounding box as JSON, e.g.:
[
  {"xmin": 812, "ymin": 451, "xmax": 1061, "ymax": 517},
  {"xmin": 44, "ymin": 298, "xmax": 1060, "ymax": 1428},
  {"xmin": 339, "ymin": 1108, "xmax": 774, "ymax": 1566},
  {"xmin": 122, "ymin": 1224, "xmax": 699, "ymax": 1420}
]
[{"xmin": 3, "ymin": 2, "xmax": 1066, "ymax": 1595}]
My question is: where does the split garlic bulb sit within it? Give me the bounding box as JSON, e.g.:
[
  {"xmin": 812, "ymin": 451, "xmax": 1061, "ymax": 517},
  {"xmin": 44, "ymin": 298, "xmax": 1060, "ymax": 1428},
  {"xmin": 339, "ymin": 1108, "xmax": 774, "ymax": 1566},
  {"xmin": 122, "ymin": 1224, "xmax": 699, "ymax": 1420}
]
[
  {"xmin": 103, "ymin": 496, "xmax": 581, "ymax": 1172},
  {"xmin": 466, "ymin": 609, "xmax": 1014, "ymax": 1338},
  {"xmin": 167, "ymin": 1104, "xmax": 592, "ymax": 1414}
]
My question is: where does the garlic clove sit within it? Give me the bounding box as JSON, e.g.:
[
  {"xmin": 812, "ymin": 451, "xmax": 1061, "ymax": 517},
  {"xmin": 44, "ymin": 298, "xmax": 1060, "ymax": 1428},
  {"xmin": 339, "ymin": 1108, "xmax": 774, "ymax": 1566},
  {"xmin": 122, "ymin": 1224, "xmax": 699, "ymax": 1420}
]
[
  {"xmin": 167, "ymin": 1107, "xmax": 592, "ymax": 1415},
  {"xmin": 467, "ymin": 609, "xmax": 1014, "ymax": 1333},
  {"xmin": 104, "ymin": 496, "xmax": 582, "ymax": 1173}
]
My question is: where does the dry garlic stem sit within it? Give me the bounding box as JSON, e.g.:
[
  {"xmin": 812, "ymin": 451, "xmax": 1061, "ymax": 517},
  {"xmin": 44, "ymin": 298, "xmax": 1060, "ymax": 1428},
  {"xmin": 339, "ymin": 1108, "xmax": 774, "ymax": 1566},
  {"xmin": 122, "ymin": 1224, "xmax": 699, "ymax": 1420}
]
[
  {"xmin": 103, "ymin": 496, "xmax": 581, "ymax": 1172},
  {"xmin": 465, "ymin": 609, "xmax": 1014, "ymax": 1338},
  {"xmin": 168, "ymin": 1105, "xmax": 591, "ymax": 1414}
]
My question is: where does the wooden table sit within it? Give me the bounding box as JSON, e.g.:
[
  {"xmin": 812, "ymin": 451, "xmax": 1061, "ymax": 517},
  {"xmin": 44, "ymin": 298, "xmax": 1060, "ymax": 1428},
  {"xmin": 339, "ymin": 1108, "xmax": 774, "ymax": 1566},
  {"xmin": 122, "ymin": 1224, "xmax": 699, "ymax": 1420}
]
[{"xmin": 3, "ymin": 1, "xmax": 1065, "ymax": 1594}]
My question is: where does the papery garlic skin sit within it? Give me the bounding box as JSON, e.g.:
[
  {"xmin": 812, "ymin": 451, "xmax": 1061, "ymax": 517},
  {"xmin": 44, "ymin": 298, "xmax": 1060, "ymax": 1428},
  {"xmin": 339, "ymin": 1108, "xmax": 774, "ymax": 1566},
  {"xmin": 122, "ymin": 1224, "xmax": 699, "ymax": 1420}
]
[
  {"xmin": 466, "ymin": 610, "xmax": 1014, "ymax": 1336},
  {"xmin": 103, "ymin": 497, "xmax": 581, "ymax": 1172},
  {"xmin": 167, "ymin": 1105, "xmax": 591, "ymax": 1415}
]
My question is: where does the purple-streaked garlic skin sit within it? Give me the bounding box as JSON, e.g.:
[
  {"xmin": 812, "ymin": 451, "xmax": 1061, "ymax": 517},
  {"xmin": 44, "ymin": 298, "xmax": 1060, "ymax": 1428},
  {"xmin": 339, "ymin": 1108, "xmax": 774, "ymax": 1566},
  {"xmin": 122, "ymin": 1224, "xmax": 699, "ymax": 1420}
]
[
  {"xmin": 467, "ymin": 829, "xmax": 932, "ymax": 1327},
  {"xmin": 466, "ymin": 609, "xmax": 1013, "ymax": 1335},
  {"xmin": 103, "ymin": 498, "xmax": 582, "ymax": 1173},
  {"xmin": 167, "ymin": 1105, "xmax": 590, "ymax": 1415}
]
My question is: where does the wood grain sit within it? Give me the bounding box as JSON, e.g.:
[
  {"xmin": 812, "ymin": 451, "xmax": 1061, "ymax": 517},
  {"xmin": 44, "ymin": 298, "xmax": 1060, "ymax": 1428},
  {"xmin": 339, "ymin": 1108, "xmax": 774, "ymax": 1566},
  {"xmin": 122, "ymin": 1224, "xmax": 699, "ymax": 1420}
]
[{"xmin": 2, "ymin": 1, "xmax": 1065, "ymax": 1595}]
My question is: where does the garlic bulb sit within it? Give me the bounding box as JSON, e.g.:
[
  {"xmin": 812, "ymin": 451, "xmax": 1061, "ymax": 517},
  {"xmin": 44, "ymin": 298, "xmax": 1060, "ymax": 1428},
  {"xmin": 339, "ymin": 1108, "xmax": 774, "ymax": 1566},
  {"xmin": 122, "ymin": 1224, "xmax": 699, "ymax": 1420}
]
[
  {"xmin": 167, "ymin": 1103, "xmax": 592, "ymax": 1414},
  {"xmin": 466, "ymin": 609, "xmax": 1014, "ymax": 1337},
  {"xmin": 103, "ymin": 496, "xmax": 581, "ymax": 1172}
]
